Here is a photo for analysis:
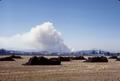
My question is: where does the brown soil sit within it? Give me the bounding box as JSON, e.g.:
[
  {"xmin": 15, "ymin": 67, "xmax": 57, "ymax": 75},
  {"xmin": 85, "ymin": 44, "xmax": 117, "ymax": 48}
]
[{"xmin": 0, "ymin": 56, "xmax": 120, "ymax": 81}]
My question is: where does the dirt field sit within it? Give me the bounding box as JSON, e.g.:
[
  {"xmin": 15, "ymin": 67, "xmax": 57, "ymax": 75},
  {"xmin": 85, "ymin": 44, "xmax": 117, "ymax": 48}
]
[{"xmin": 0, "ymin": 56, "xmax": 120, "ymax": 81}]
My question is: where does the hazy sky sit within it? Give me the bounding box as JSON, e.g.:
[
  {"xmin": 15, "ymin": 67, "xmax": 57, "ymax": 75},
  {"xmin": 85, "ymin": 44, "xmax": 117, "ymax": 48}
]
[{"xmin": 0, "ymin": 0, "xmax": 120, "ymax": 52}]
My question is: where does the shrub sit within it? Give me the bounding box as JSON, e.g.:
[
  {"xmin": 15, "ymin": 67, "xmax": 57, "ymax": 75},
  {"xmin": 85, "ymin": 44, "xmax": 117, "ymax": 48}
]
[
  {"xmin": 85, "ymin": 56, "xmax": 108, "ymax": 62},
  {"xmin": 109, "ymin": 56, "xmax": 118, "ymax": 59},
  {"xmin": 10, "ymin": 55, "xmax": 22, "ymax": 59},
  {"xmin": 59, "ymin": 57, "xmax": 71, "ymax": 61},
  {"xmin": 0, "ymin": 56, "xmax": 15, "ymax": 61},
  {"xmin": 24, "ymin": 56, "xmax": 61, "ymax": 65},
  {"xmin": 116, "ymin": 58, "xmax": 120, "ymax": 61},
  {"xmin": 71, "ymin": 56, "xmax": 86, "ymax": 60}
]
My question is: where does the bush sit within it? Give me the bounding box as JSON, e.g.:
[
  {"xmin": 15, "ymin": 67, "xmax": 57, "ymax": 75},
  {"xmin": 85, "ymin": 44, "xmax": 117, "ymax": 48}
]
[
  {"xmin": 71, "ymin": 56, "xmax": 86, "ymax": 60},
  {"xmin": 109, "ymin": 56, "xmax": 118, "ymax": 59},
  {"xmin": 0, "ymin": 56, "xmax": 15, "ymax": 61},
  {"xmin": 59, "ymin": 57, "xmax": 71, "ymax": 61},
  {"xmin": 10, "ymin": 55, "xmax": 22, "ymax": 59},
  {"xmin": 24, "ymin": 56, "xmax": 61, "ymax": 65},
  {"xmin": 116, "ymin": 58, "xmax": 120, "ymax": 61},
  {"xmin": 85, "ymin": 56, "xmax": 108, "ymax": 62}
]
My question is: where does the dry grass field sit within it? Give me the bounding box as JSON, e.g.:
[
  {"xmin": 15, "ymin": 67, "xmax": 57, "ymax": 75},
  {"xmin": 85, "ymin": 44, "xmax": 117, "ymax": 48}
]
[{"xmin": 0, "ymin": 56, "xmax": 120, "ymax": 81}]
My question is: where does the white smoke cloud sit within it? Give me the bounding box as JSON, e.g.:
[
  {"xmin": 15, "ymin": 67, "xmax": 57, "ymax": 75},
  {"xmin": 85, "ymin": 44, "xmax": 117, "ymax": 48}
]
[{"xmin": 0, "ymin": 22, "xmax": 70, "ymax": 52}]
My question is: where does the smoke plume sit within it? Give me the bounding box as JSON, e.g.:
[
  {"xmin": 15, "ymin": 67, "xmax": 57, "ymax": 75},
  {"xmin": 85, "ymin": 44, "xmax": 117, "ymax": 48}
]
[{"xmin": 0, "ymin": 22, "xmax": 70, "ymax": 52}]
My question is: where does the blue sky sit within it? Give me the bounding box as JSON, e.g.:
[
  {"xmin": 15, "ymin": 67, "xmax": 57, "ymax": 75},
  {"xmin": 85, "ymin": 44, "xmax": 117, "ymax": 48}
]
[{"xmin": 0, "ymin": 0, "xmax": 120, "ymax": 52}]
